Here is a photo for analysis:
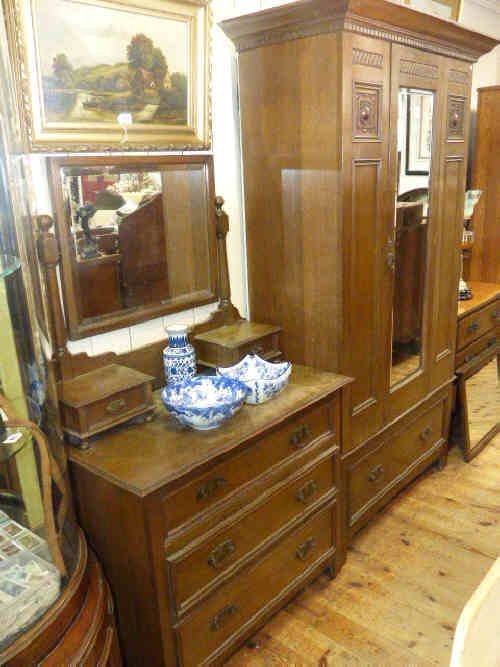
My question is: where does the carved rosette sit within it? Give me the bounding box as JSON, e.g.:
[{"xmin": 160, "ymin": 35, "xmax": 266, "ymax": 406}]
[
  {"xmin": 353, "ymin": 82, "xmax": 382, "ymax": 141},
  {"xmin": 447, "ymin": 95, "xmax": 466, "ymax": 140}
]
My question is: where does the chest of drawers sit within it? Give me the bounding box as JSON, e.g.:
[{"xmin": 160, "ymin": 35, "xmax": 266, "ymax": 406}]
[{"xmin": 68, "ymin": 366, "xmax": 351, "ymax": 665}]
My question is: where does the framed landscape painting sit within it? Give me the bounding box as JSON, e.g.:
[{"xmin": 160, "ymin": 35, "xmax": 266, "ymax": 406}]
[{"xmin": 4, "ymin": 0, "xmax": 211, "ymax": 151}]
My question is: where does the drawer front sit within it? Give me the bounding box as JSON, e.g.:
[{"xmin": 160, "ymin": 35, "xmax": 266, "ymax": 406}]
[
  {"xmin": 175, "ymin": 502, "xmax": 336, "ymax": 667},
  {"xmin": 455, "ymin": 326, "xmax": 499, "ymax": 369},
  {"xmin": 348, "ymin": 400, "xmax": 444, "ymax": 522},
  {"xmin": 457, "ymin": 300, "xmax": 500, "ymax": 350},
  {"xmin": 237, "ymin": 332, "xmax": 280, "ymax": 361},
  {"xmin": 86, "ymin": 385, "xmax": 147, "ymax": 431},
  {"xmin": 163, "ymin": 400, "xmax": 334, "ymax": 531},
  {"xmin": 168, "ymin": 452, "xmax": 335, "ymax": 611}
]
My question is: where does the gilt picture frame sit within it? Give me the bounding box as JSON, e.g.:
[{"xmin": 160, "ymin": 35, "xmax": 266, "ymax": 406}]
[{"xmin": 4, "ymin": 0, "xmax": 211, "ymax": 152}]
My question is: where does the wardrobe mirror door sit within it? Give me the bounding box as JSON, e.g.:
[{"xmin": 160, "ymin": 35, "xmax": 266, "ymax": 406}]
[
  {"xmin": 390, "ymin": 88, "xmax": 434, "ymax": 388},
  {"xmin": 464, "ymin": 358, "xmax": 500, "ymax": 453}
]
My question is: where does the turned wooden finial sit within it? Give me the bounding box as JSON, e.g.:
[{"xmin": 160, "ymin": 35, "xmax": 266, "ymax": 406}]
[{"xmin": 214, "ymin": 196, "xmax": 229, "ymax": 238}]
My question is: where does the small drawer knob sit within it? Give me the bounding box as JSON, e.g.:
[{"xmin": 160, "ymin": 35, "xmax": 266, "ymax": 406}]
[
  {"xmin": 466, "ymin": 322, "xmax": 480, "ymax": 335},
  {"xmin": 420, "ymin": 426, "xmax": 432, "ymax": 441},
  {"xmin": 196, "ymin": 477, "xmax": 227, "ymax": 502},
  {"xmin": 208, "ymin": 539, "xmax": 235, "ymax": 569},
  {"xmin": 106, "ymin": 398, "xmax": 127, "ymax": 414},
  {"xmin": 296, "ymin": 537, "xmax": 317, "ymax": 562},
  {"xmin": 210, "ymin": 604, "xmax": 237, "ymax": 631},
  {"xmin": 295, "ymin": 480, "xmax": 318, "ymax": 504},
  {"xmin": 368, "ymin": 464, "xmax": 384, "ymax": 483},
  {"xmin": 290, "ymin": 423, "xmax": 312, "ymax": 449}
]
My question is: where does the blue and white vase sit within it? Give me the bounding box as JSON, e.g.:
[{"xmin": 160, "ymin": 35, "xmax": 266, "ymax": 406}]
[{"xmin": 163, "ymin": 324, "xmax": 196, "ymax": 385}]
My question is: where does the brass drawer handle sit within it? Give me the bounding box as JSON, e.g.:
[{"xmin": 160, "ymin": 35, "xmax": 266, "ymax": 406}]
[
  {"xmin": 210, "ymin": 604, "xmax": 238, "ymax": 631},
  {"xmin": 208, "ymin": 539, "xmax": 235, "ymax": 569},
  {"xmin": 368, "ymin": 464, "xmax": 384, "ymax": 483},
  {"xmin": 250, "ymin": 344, "xmax": 264, "ymax": 355},
  {"xmin": 420, "ymin": 426, "xmax": 432, "ymax": 441},
  {"xmin": 296, "ymin": 480, "xmax": 318, "ymax": 504},
  {"xmin": 196, "ymin": 477, "xmax": 227, "ymax": 502},
  {"xmin": 466, "ymin": 322, "xmax": 480, "ymax": 335},
  {"xmin": 296, "ymin": 537, "xmax": 317, "ymax": 562},
  {"xmin": 106, "ymin": 398, "xmax": 127, "ymax": 414},
  {"xmin": 290, "ymin": 423, "xmax": 312, "ymax": 448}
]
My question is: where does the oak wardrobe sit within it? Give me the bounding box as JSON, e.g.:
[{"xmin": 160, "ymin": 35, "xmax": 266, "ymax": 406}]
[{"xmin": 221, "ymin": 0, "xmax": 498, "ymax": 535}]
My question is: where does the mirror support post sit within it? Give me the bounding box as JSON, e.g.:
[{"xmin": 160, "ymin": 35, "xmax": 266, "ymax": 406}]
[
  {"xmin": 36, "ymin": 215, "xmax": 67, "ymax": 359},
  {"xmin": 214, "ymin": 196, "xmax": 241, "ymax": 324}
]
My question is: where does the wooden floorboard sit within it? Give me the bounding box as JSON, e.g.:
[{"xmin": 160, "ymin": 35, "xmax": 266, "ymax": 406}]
[{"xmin": 226, "ymin": 435, "xmax": 500, "ymax": 666}]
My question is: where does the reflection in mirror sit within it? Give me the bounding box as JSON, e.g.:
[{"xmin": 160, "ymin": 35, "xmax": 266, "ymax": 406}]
[
  {"xmin": 464, "ymin": 359, "xmax": 500, "ymax": 452},
  {"xmin": 390, "ymin": 88, "xmax": 434, "ymax": 387},
  {"xmin": 50, "ymin": 156, "xmax": 218, "ymax": 339}
]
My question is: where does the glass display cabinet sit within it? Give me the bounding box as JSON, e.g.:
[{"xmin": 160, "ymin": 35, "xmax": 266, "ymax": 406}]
[{"xmin": 0, "ymin": 392, "xmax": 122, "ymax": 664}]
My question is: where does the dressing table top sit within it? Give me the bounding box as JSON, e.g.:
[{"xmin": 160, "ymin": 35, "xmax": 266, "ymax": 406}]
[
  {"xmin": 458, "ymin": 282, "xmax": 500, "ymax": 319},
  {"xmin": 68, "ymin": 365, "xmax": 351, "ymax": 497}
]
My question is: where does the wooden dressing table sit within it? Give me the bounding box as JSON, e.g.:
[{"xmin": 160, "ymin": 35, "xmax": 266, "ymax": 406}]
[{"xmin": 68, "ymin": 366, "xmax": 352, "ymax": 666}]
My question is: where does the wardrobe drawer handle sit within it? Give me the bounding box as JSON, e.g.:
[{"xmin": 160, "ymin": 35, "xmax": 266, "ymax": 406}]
[
  {"xmin": 420, "ymin": 426, "xmax": 432, "ymax": 441},
  {"xmin": 466, "ymin": 322, "xmax": 480, "ymax": 335},
  {"xmin": 210, "ymin": 604, "xmax": 237, "ymax": 631},
  {"xmin": 196, "ymin": 477, "xmax": 227, "ymax": 502},
  {"xmin": 295, "ymin": 480, "xmax": 318, "ymax": 504},
  {"xmin": 368, "ymin": 464, "xmax": 384, "ymax": 483},
  {"xmin": 296, "ymin": 537, "xmax": 317, "ymax": 562},
  {"xmin": 208, "ymin": 539, "xmax": 235, "ymax": 569},
  {"xmin": 290, "ymin": 424, "xmax": 312, "ymax": 448},
  {"xmin": 106, "ymin": 398, "xmax": 127, "ymax": 414}
]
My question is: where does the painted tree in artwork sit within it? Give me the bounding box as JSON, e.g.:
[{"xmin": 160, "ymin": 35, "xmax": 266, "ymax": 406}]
[
  {"xmin": 127, "ymin": 34, "xmax": 154, "ymax": 71},
  {"xmin": 152, "ymin": 47, "xmax": 168, "ymax": 90},
  {"xmin": 52, "ymin": 53, "xmax": 73, "ymax": 87}
]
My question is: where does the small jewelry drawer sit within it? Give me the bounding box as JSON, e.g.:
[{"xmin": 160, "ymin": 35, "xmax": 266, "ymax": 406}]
[
  {"xmin": 347, "ymin": 400, "xmax": 445, "ymax": 527},
  {"xmin": 163, "ymin": 398, "xmax": 335, "ymax": 532},
  {"xmin": 194, "ymin": 321, "xmax": 282, "ymax": 369},
  {"xmin": 166, "ymin": 450, "xmax": 336, "ymax": 612},
  {"xmin": 174, "ymin": 502, "xmax": 336, "ymax": 667},
  {"xmin": 457, "ymin": 300, "xmax": 500, "ymax": 351}
]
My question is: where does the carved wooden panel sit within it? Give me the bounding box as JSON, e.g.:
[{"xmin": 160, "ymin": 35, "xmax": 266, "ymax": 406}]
[
  {"xmin": 350, "ymin": 159, "xmax": 382, "ymax": 413},
  {"xmin": 449, "ymin": 69, "xmax": 470, "ymax": 84},
  {"xmin": 400, "ymin": 59, "xmax": 439, "ymax": 79},
  {"xmin": 434, "ymin": 156, "xmax": 464, "ymax": 363},
  {"xmin": 447, "ymin": 95, "xmax": 466, "ymax": 140},
  {"xmin": 352, "ymin": 47, "xmax": 383, "ymax": 69},
  {"xmin": 353, "ymin": 82, "xmax": 382, "ymax": 141}
]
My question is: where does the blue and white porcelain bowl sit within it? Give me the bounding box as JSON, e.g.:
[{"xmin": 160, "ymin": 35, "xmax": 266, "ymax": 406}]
[
  {"xmin": 161, "ymin": 376, "xmax": 248, "ymax": 430},
  {"xmin": 217, "ymin": 355, "xmax": 292, "ymax": 404}
]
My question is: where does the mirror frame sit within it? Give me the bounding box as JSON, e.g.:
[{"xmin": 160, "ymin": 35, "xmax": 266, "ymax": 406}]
[{"xmin": 47, "ymin": 154, "xmax": 218, "ymax": 340}]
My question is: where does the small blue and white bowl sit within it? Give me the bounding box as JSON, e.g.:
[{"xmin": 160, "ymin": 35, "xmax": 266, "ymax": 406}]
[
  {"xmin": 161, "ymin": 376, "xmax": 248, "ymax": 430},
  {"xmin": 217, "ymin": 355, "xmax": 292, "ymax": 404}
]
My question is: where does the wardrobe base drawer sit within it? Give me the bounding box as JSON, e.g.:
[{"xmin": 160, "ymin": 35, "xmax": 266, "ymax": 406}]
[
  {"xmin": 347, "ymin": 398, "xmax": 446, "ymax": 531},
  {"xmin": 174, "ymin": 502, "xmax": 336, "ymax": 667}
]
